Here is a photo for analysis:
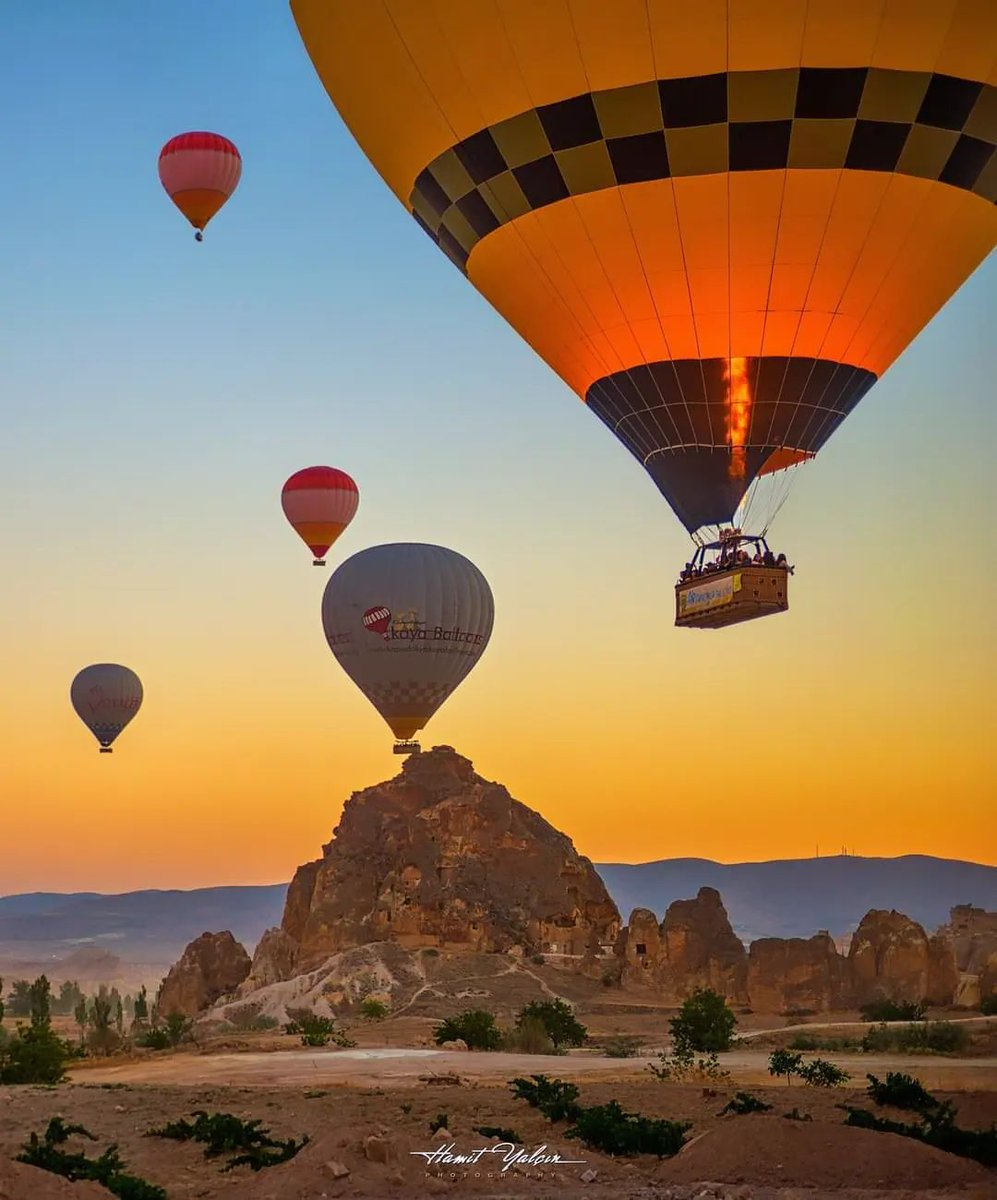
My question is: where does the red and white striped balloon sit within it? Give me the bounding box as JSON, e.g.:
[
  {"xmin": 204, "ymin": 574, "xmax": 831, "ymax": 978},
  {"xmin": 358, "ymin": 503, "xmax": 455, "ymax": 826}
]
[
  {"xmin": 281, "ymin": 466, "xmax": 360, "ymax": 566},
  {"xmin": 158, "ymin": 132, "xmax": 242, "ymax": 241}
]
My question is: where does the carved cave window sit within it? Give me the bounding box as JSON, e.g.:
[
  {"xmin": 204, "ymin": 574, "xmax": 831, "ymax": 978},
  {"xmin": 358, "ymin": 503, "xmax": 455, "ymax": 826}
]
[{"xmin": 636, "ymin": 943, "xmax": 647, "ymax": 955}]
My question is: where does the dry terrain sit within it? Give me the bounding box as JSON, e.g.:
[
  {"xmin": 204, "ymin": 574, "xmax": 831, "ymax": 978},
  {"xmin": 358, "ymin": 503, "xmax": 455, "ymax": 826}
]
[{"xmin": 2, "ymin": 1011, "xmax": 995, "ymax": 1199}]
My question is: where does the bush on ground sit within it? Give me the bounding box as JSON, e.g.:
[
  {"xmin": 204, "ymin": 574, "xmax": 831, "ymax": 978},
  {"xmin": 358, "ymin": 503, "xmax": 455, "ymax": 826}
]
[
  {"xmin": 434, "ymin": 1009, "xmax": 502, "ymax": 1051},
  {"xmin": 502, "ymin": 1016, "xmax": 555, "ymax": 1054},
  {"xmin": 600, "ymin": 1035, "xmax": 643, "ymax": 1058},
  {"xmin": 360, "ymin": 998, "xmax": 389, "ymax": 1021},
  {"xmin": 978, "ymin": 995, "xmax": 997, "ymax": 1016},
  {"xmin": 866, "ymin": 1072, "xmax": 939, "ymax": 1112},
  {"xmin": 861, "ymin": 1021, "xmax": 968, "ymax": 1054},
  {"xmin": 515, "ymin": 999, "xmax": 586, "ymax": 1049},
  {"xmin": 509, "ymin": 1075, "xmax": 582, "ymax": 1122},
  {"xmin": 648, "ymin": 1045, "xmax": 731, "ymax": 1083},
  {"xmin": 860, "ymin": 999, "xmax": 925, "ymax": 1022},
  {"xmin": 720, "ymin": 1092, "xmax": 773, "ymax": 1115},
  {"xmin": 146, "ymin": 1110, "xmax": 308, "ymax": 1172},
  {"xmin": 20, "ymin": 1117, "xmax": 166, "ymax": 1200},
  {"xmin": 565, "ymin": 1101, "xmax": 690, "ymax": 1157}
]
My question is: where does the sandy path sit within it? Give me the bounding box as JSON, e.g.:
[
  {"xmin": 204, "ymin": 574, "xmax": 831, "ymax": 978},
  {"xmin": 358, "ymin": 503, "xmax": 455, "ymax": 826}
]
[{"xmin": 70, "ymin": 1046, "xmax": 997, "ymax": 1090}]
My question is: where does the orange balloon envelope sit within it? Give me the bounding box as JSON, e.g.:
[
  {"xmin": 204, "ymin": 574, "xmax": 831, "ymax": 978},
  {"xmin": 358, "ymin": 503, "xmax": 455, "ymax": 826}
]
[
  {"xmin": 281, "ymin": 466, "xmax": 359, "ymax": 566},
  {"xmin": 158, "ymin": 132, "xmax": 242, "ymax": 241}
]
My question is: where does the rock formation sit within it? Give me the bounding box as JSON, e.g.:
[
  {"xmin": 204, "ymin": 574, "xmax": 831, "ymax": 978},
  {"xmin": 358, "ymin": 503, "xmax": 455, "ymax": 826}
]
[
  {"xmin": 747, "ymin": 932, "xmax": 850, "ymax": 1013},
  {"xmin": 848, "ymin": 909, "xmax": 957, "ymax": 1006},
  {"xmin": 250, "ymin": 746, "xmax": 620, "ymax": 981},
  {"xmin": 618, "ymin": 887, "xmax": 748, "ymax": 1004},
  {"xmin": 981, "ymin": 952, "xmax": 997, "ymax": 1000},
  {"xmin": 155, "ymin": 930, "xmax": 251, "ymax": 1017},
  {"xmin": 937, "ymin": 904, "xmax": 997, "ymax": 973}
]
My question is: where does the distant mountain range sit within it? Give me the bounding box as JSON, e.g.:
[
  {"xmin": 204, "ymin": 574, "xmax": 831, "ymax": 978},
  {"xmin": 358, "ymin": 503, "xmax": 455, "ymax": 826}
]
[
  {"xmin": 596, "ymin": 854, "xmax": 997, "ymax": 942},
  {"xmin": 0, "ymin": 855, "xmax": 992, "ymax": 972}
]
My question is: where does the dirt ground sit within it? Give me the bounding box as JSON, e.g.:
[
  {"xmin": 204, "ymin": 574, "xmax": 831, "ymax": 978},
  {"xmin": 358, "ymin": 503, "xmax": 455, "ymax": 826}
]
[{"xmin": 2, "ymin": 1056, "xmax": 995, "ymax": 1199}]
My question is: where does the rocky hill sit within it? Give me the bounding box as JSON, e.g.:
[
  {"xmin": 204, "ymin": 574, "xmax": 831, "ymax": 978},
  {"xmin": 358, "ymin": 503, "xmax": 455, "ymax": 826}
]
[{"xmin": 256, "ymin": 745, "xmax": 620, "ymax": 981}]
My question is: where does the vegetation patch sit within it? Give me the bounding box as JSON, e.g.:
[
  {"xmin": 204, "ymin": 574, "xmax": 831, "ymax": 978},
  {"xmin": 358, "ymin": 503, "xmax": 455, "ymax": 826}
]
[
  {"xmin": 147, "ymin": 1110, "xmax": 308, "ymax": 1172},
  {"xmin": 860, "ymin": 999, "xmax": 925, "ymax": 1022},
  {"xmin": 843, "ymin": 1104, "xmax": 997, "ymax": 1168},
  {"xmin": 768, "ymin": 1050, "xmax": 850, "ymax": 1086},
  {"xmin": 566, "ymin": 1101, "xmax": 690, "ymax": 1158},
  {"xmin": 720, "ymin": 1091, "xmax": 773, "ymax": 1115},
  {"xmin": 866, "ymin": 1071, "xmax": 940, "ymax": 1113},
  {"xmin": 19, "ymin": 1117, "xmax": 166, "ymax": 1200},
  {"xmin": 669, "ymin": 988, "xmax": 737, "ymax": 1053},
  {"xmin": 509, "ymin": 1074, "xmax": 582, "ymax": 1122},
  {"xmin": 434, "ymin": 1009, "xmax": 502, "ymax": 1051},
  {"xmin": 861, "ymin": 1021, "xmax": 968, "ymax": 1054}
]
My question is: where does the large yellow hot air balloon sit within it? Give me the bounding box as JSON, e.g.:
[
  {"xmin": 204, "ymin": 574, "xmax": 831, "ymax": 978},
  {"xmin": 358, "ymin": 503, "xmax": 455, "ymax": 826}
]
[{"xmin": 291, "ymin": 2, "xmax": 996, "ymax": 622}]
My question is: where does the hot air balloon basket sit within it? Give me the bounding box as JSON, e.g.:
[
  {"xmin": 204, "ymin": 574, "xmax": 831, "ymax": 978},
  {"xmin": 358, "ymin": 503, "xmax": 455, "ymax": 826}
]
[
  {"xmin": 393, "ymin": 740, "xmax": 422, "ymax": 755},
  {"xmin": 675, "ymin": 568, "xmax": 789, "ymax": 630}
]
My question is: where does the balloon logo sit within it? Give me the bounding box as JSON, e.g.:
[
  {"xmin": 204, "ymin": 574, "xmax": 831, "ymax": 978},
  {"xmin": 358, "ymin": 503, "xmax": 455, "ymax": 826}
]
[
  {"xmin": 70, "ymin": 664, "xmax": 143, "ymax": 754},
  {"xmin": 281, "ymin": 466, "xmax": 359, "ymax": 566},
  {"xmin": 158, "ymin": 132, "xmax": 242, "ymax": 242},
  {"xmin": 362, "ymin": 606, "xmax": 392, "ymax": 638},
  {"xmin": 323, "ymin": 544, "xmax": 494, "ymax": 748}
]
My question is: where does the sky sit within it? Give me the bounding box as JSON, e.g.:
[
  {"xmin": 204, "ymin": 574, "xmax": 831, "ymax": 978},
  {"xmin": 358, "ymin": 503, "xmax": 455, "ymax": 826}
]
[{"xmin": 1, "ymin": 1, "xmax": 994, "ymax": 895}]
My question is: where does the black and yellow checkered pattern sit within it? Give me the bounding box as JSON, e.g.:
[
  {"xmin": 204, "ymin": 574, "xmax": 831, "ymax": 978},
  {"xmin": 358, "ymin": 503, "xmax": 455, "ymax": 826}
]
[{"xmin": 412, "ymin": 68, "xmax": 996, "ymax": 272}]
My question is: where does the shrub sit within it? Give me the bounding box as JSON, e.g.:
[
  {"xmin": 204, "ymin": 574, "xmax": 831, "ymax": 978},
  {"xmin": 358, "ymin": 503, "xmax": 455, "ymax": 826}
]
[
  {"xmin": 843, "ymin": 1105, "xmax": 997, "ymax": 1168},
  {"xmin": 798, "ymin": 1058, "xmax": 850, "ymax": 1087},
  {"xmin": 669, "ymin": 988, "xmax": 737, "ymax": 1053},
  {"xmin": 502, "ymin": 1016, "xmax": 555, "ymax": 1055},
  {"xmin": 509, "ymin": 1075, "xmax": 582, "ymax": 1122},
  {"xmin": 474, "ymin": 1125, "xmax": 521, "ymax": 1143},
  {"xmin": 0, "ymin": 1025, "xmax": 71, "ymax": 1085},
  {"xmin": 516, "ymin": 999, "xmax": 586, "ymax": 1049},
  {"xmin": 860, "ymin": 999, "xmax": 925, "ymax": 1022},
  {"xmin": 979, "ymin": 995, "xmax": 997, "ymax": 1016},
  {"xmin": 434, "ymin": 1010, "xmax": 502, "ymax": 1051},
  {"xmin": 360, "ymin": 998, "xmax": 389, "ymax": 1022},
  {"xmin": 566, "ymin": 1101, "xmax": 690, "ymax": 1158},
  {"xmin": 601, "ymin": 1035, "xmax": 643, "ymax": 1059},
  {"xmin": 165, "ymin": 1012, "xmax": 192, "ymax": 1046},
  {"xmin": 147, "ymin": 1110, "xmax": 308, "ymax": 1172},
  {"xmin": 720, "ymin": 1092, "xmax": 773, "ymax": 1115},
  {"xmin": 225, "ymin": 1004, "xmax": 278, "ymax": 1032},
  {"xmin": 866, "ymin": 1072, "xmax": 939, "ymax": 1112},
  {"xmin": 137, "ymin": 1027, "xmax": 171, "ymax": 1050},
  {"xmin": 19, "ymin": 1118, "xmax": 166, "ymax": 1200},
  {"xmin": 293, "ymin": 1014, "xmax": 355, "ymax": 1048},
  {"xmin": 788, "ymin": 1034, "xmax": 859, "ymax": 1052},
  {"xmin": 768, "ymin": 1050, "xmax": 804, "ymax": 1084},
  {"xmin": 429, "ymin": 1113, "xmax": 449, "ymax": 1134},
  {"xmin": 648, "ymin": 1046, "xmax": 731, "ymax": 1083},
  {"xmin": 530, "ymin": 954, "xmax": 546, "ymax": 966},
  {"xmin": 861, "ymin": 1021, "xmax": 968, "ymax": 1054}
]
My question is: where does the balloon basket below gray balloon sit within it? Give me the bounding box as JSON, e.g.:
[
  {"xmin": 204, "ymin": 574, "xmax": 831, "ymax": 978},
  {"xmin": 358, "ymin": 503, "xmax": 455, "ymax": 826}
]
[
  {"xmin": 99, "ymin": 748, "xmax": 113, "ymax": 754},
  {"xmin": 393, "ymin": 741, "xmax": 421, "ymax": 756}
]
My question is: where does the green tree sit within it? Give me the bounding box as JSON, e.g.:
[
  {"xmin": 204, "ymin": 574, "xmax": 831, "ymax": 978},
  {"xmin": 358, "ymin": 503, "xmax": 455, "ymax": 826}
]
[
  {"xmin": 669, "ymin": 989, "xmax": 737, "ymax": 1053},
  {"xmin": 133, "ymin": 986, "xmax": 149, "ymax": 1022},
  {"xmin": 164, "ymin": 1012, "xmax": 192, "ymax": 1047},
  {"xmin": 768, "ymin": 1049, "xmax": 804, "ymax": 1084},
  {"xmin": 360, "ymin": 998, "xmax": 388, "ymax": 1021},
  {"xmin": 434, "ymin": 1010, "xmax": 502, "ymax": 1051},
  {"xmin": 87, "ymin": 987, "xmax": 119, "ymax": 1056},
  {"xmin": 29, "ymin": 976, "xmax": 52, "ymax": 1029},
  {"xmin": 74, "ymin": 997, "xmax": 88, "ymax": 1047},
  {"xmin": 8, "ymin": 981, "xmax": 31, "ymax": 1017},
  {"xmin": 0, "ymin": 976, "xmax": 70, "ymax": 1085},
  {"xmin": 516, "ymin": 999, "xmax": 587, "ymax": 1049}
]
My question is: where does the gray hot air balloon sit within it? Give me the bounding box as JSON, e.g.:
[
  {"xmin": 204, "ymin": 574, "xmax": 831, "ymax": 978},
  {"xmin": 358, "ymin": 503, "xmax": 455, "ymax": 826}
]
[
  {"xmin": 322, "ymin": 543, "xmax": 493, "ymax": 754},
  {"xmin": 70, "ymin": 664, "xmax": 143, "ymax": 754}
]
